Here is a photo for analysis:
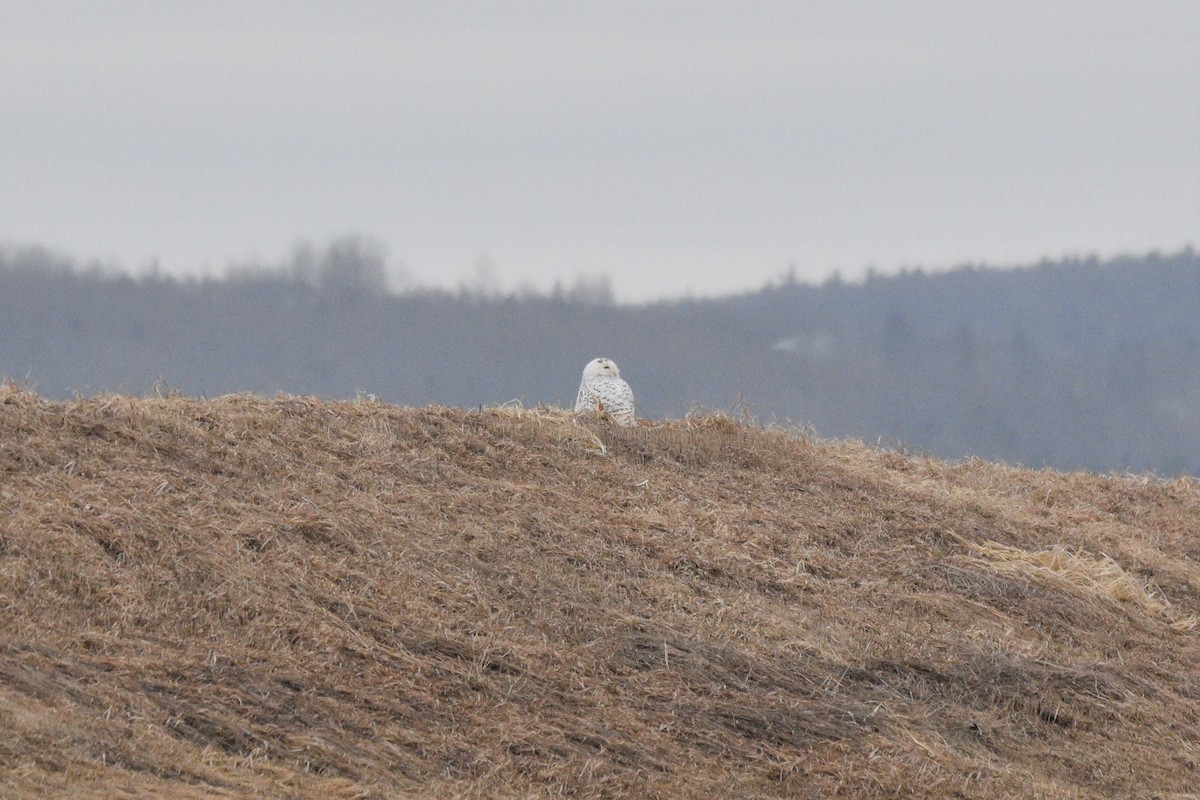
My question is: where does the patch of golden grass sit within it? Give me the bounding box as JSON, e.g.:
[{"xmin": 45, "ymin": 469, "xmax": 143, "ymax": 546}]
[{"xmin": 962, "ymin": 538, "xmax": 1198, "ymax": 631}]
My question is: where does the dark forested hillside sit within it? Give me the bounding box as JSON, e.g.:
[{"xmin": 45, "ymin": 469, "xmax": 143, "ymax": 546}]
[{"xmin": 2, "ymin": 245, "xmax": 1198, "ymax": 475}]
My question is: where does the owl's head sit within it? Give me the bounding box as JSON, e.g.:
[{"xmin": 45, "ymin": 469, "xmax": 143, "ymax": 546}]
[{"xmin": 582, "ymin": 357, "xmax": 621, "ymax": 379}]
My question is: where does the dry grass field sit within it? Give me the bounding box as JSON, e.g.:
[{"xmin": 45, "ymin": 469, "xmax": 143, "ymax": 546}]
[{"xmin": 1, "ymin": 383, "xmax": 1198, "ymax": 798}]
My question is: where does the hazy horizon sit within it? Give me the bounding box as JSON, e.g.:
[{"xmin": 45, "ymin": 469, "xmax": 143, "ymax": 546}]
[{"xmin": 3, "ymin": 2, "xmax": 1197, "ymax": 301}]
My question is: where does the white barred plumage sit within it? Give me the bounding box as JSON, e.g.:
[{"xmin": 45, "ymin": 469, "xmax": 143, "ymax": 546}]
[{"xmin": 574, "ymin": 358, "xmax": 636, "ymax": 426}]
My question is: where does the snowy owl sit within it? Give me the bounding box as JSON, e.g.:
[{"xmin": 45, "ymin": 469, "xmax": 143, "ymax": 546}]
[{"xmin": 574, "ymin": 357, "xmax": 636, "ymax": 426}]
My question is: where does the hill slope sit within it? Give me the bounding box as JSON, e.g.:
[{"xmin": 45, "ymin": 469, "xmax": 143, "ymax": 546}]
[{"xmin": 1, "ymin": 386, "xmax": 1199, "ymax": 798}]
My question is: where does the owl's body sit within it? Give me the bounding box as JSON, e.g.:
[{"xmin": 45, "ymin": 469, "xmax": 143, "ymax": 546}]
[{"xmin": 574, "ymin": 358, "xmax": 636, "ymax": 426}]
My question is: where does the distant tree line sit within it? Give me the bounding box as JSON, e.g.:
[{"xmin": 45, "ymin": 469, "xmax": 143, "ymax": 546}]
[{"xmin": 2, "ymin": 239, "xmax": 1198, "ymax": 476}]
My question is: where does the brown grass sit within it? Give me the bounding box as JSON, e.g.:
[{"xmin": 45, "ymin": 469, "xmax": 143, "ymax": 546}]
[{"xmin": 1, "ymin": 382, "xmax": 1198, "ymax": 798}]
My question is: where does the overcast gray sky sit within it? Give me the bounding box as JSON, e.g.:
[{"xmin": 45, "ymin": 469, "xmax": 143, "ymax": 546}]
[{"xmin": 2, "ymin": 2, "xmax": 1197, "ymax": 300}]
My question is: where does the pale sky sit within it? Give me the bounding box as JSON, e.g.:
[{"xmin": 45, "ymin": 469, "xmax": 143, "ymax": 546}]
[{"xmin": 2, "ymin": 2, "xmax": 1197, "ymax": 301}]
